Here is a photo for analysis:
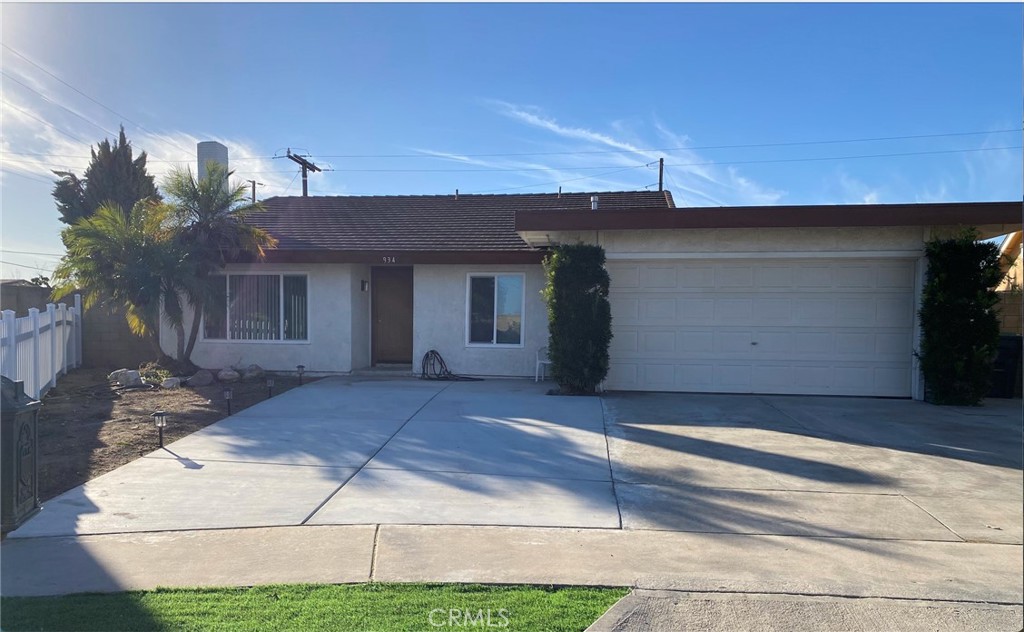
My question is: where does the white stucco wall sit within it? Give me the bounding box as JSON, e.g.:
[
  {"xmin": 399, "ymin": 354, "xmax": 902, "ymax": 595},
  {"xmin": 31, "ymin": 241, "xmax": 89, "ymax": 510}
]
[
  {"xmin": 160, "ymin": 263, "xmax": 357, "ymax": 374},
  {"xmin": 413, "ymin": 264, "xmax": 547, "ymax": 377}
]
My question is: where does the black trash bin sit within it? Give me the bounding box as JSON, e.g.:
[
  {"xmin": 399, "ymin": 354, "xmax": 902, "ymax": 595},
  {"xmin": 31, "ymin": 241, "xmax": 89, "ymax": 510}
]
[
  {"xmin": 1, "ymin": 376, "xmax": 41, "ymax": 532},
  {"xmin": 988, "ymin": 334, "xmax": 1023, "ymax": 399}
]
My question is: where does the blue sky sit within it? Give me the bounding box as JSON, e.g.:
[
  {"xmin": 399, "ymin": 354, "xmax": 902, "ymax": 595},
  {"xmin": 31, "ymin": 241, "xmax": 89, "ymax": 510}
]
[{"xmin": 2, "ymin": 3, "xmax": 1021, "ymax": 279}]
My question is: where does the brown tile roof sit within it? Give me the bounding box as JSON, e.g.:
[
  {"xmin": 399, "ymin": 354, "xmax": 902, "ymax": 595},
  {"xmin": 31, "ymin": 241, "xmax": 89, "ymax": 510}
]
[{"xmin": 251, "ymin": 190, "xmax": 675, "ymax": 253}]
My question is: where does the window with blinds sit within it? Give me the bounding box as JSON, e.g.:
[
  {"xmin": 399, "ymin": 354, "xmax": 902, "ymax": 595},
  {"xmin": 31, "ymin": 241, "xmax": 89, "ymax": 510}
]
[{"xmin": 202, "ymin": 274, "xmax": 308, "ymax": 341}]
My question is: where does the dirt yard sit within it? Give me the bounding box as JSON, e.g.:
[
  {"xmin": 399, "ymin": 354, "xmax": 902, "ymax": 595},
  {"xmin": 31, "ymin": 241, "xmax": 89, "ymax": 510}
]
[{"xmin": 35, "ymin": 368, "xmax": 317, "ymax": 501}]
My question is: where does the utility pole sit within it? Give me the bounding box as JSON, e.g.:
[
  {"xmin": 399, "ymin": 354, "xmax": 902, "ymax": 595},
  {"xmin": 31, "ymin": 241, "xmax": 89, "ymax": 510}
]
[
  {"xmin": 658, "ymin": 158, "xmax": 664, "ymax": 192},
  {"xmin": 245, "ymin": 179, "xmax": 264, "ymax": 203},
  {"xmin": 286, "ymin": 149, "xmax": 321, "ymax": 197}
]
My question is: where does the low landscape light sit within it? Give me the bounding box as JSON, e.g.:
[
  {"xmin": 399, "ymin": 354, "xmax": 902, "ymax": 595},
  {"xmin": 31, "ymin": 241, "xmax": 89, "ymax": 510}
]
[
  {"xmin": 151, "ymin": 410, "xmax": 167, "ymax": 448},
  {"xmin": 223, "ymin": 387, "xmax": 233, "ymax": 415},
  {"xmin": 297, "ymin": 365, "xmax": 305, "ymax": 385},
  {"xmin": 267, "ymin": 376, "xmax": 275, "ymax": 398}
]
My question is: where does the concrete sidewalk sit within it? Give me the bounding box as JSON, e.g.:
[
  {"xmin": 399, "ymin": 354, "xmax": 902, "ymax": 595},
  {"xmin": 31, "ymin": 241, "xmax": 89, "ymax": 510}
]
[
  {"xmin": 586, "ymin": 590, "xmax": 1023, "ymax": 632},
  {"xmin": 2, "ymin": 524, "xmax": 1021, "ymax": 603}
]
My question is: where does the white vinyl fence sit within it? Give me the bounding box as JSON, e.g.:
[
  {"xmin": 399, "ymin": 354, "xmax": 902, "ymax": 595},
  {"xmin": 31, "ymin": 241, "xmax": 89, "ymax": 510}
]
[{"xmin": 0, "ymin": 294, "xmax": 83, "ymax": 399}]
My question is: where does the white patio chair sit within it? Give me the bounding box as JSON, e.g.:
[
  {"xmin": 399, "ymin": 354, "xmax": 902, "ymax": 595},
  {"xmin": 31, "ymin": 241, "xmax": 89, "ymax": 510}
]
[{"xmin": 535, "ymin": 346, "xmax": 552, "ymax": 382}]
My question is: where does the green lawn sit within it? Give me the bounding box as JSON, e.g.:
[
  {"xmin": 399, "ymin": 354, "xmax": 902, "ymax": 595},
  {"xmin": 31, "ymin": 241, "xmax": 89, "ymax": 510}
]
[{"xmin": 1, "ymin": 583, "xmax": 628, "ymax": 632}]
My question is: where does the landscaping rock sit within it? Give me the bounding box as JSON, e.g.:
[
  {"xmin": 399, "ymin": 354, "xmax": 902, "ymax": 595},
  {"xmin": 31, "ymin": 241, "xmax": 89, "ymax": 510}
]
[
  {"xmin": 186, "ymin": 369, "xmax": 214, "ymax": 387},
  {"xmin": 108, "ymin": 369, "xmax": 143, "ymax": 387},
  {"xmin": 160, "ymin": 377, "xmax": 181, "ymax": 389},
  {"xmin": 218, "ymin": 368, "xmax": 241, "ymax": 383},
  {"xmin": 242, "ymin": 364, "xmax": 265, "ymax": 381}
]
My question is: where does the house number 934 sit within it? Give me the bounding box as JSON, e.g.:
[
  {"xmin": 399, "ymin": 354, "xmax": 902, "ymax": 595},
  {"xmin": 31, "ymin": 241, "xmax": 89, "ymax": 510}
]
[{"xmin": 382, "ymin": 256, "xmax": 397, "ymax": 263}]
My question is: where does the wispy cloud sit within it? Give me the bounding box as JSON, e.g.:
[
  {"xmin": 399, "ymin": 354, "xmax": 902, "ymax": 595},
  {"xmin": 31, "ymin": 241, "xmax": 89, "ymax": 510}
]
[
  {"xmin": 460, "ymin": 100, "xmax": 785, "ymax": 205},
  {"xmin": 0, "ymin": 61, "xmax": 295, "ymax": 199}
]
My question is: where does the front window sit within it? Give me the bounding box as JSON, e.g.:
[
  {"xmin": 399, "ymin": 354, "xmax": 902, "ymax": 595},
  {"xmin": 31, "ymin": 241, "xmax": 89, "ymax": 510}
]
[
  {"xmin": 467, "ymin": 274, "xmax": 523, "ymax": 346},
  {"xmin": 203, "ymin": 274, "xmax": 308, "ymax": 341}
]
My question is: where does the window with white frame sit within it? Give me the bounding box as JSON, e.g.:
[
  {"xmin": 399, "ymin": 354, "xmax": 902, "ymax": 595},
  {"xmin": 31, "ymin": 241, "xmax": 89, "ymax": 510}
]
[
  {"xmin": 203, "ymin": 274, "xmax": 308, "ymax": 341},
  {"xmin": 467, "ymin": 273, "xmax": 524, "ymax": 346}
]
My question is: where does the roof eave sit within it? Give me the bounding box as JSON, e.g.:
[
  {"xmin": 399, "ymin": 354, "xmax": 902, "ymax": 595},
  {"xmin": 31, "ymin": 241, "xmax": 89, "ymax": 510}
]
[
  {"xmin": 514, "ymin": 201, "xmax": 1023, "ymax": 233},
  {"xmin": 251, "ymin": 249, "xmax": 547, "ymax": 265}
]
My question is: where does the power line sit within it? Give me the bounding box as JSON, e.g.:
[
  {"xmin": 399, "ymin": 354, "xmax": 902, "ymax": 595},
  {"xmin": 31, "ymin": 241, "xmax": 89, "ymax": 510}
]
[
  {"xmin": 2, "ymin": 127, "xmax": 1019, "ymax": 163},
  {"xmin": 1, "ymin": 100, "xmax": 89, "ymax": 145},
  {"xmin": 1, "ymin": 249, "xmax": 63, "ymax": 258},
  {"xmin": 0, "ymin": 70, "xmax": 118, "ymax": 138},
  {"xmin": 283, "ymin": 170, "xmax": 300, "ymax": 196},
  {"xmin": 4, "ymin": 145, "xmax": 1018, "ymax": 176},
  {"xmin": 663, "ymin": 145, "xmax": 1022, "ymax": 168},
  {"xmin": 469, "ymin": 165, "xmax": 648, "ymax": 194},
  {"xmin": 1, "ymin": 152, "xmax": 268, "ymax": 163},
  {"xmin": 0, "ymin": 259, "xmax": 56, "ymax": 273},
  {"xmin": 314, "ymin": 128, "xmax": 1023, "ymax": 159},
  {"xmin": 0, "ymin": 168, "xmax": 54, "ymax": 185},
  {"xmin": 1, "ymin": 43, "xmax": 196, "ymax": 158}
]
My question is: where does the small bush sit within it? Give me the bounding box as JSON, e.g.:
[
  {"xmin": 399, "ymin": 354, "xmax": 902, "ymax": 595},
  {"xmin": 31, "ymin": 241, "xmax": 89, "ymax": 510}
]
[
  {"xmin": 542, "ymin": 243, "xmax": 613, "ymax": 394},
  {"xmin": 918, "ymin": 228, "xmax": 1004, "ymax": 405}
]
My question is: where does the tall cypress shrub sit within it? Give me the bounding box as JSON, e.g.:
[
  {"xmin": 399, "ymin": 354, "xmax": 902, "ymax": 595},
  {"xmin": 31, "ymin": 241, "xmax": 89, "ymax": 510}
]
[
  {"xmin": 542, "ymin": 243, "xmax": 613, "ymax": 394},
  {"xmin": 918, "ymin": 229, "xmax": 1004, "ymax": 405}
]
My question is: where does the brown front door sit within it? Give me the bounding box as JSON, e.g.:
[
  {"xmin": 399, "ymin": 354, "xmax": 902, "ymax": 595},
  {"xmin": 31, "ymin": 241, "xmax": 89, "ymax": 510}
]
[{"xmin": 371, "ymin": 266, "xmax": 414, "ymax": 364}]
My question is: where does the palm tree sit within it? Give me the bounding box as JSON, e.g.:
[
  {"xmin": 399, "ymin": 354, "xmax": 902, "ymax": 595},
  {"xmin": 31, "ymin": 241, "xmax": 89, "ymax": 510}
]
[
  {"xmin": 160, "ymin": 162, "xmax": 278, "ymax": 362},
  {"xmin": 50, "ymin": 202, "xmax": 191, "ymax": 365}
]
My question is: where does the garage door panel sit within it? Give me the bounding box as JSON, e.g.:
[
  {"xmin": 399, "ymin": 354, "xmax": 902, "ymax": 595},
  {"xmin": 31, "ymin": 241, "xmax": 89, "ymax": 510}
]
[
  {"xmin": 678, "ymin": 298, "xmax": 714, "ymax": 322},
  {"xmin": 680, "ymin": 331, "xmax": 714, "ymax": 353},
  {"xmin": 642, "ymin": 364, "xmax": 675, "ymax": 388},
  {"xmin": 677, "ymin": 364, "xmax": 715, "ymax": 389},
  {"xmin": 877, "ymin": 264, "xmax": 916, "ymax": 289},
  {"xmin": 717, "ymin": 266, "xmax": 754, "ymax": 288},
  {"xmin": 641, "ymin": 331, "xmax": 676, "ymax": 354},
  {"xmin": 755, "ymin": 266, "xmax": 794, "ymax": 288},
  {"xmin": 754, "ymin": 298, "xmax": 793, "ymax": 324},
  {"xmin": 835, "ymin": 265, "xmax": 875, "ymax": 288},
  {"xmin": 835, "ymin": 298, "xmax": 876, "ymax": 325},
  {"xmin": 609, "ymin": 264, "xmax": 640, "ymax": 288},
  {"xmin": 642, "ymin": 298, "xmax": 676, "ymax": 322},
  {"xmin": 716, "ymin": 365, "xmax": 752, "ymax": 388},
  {"xmin": 606, "ymin": 258, "xmax": 915, "ymax": 396},
  {"xmin": 876, "ymin": 296, "xmax": 914, "ymax": 323},
  {"xmin": 610, "ymin": 330, "xmax": 638, "ymax": 354},
  {"xmin": 680, "ymin": 266, "xmax": 715, "ymax": 288},
  {"xmin": 641, "ymin": 266, "xmax": 677, "ymax": 288},
  {"xmin": 715, "ymin": 299, "xmax": 753, "ymax": 323},
  {"xmin": 794, "ymin": 332, "xmax": 833, "ymax": 354},
  {"xmin": 793, "ymin": 298, "xmax": 835, "ymax": 324},
  {"xmin": 611, "ymin": 297, "xmax": 639, "ymax": 323}
]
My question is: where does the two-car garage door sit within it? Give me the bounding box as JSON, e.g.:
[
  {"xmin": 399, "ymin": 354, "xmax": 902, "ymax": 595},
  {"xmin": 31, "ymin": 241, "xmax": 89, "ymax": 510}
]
[{"xmin": 605, "ymin": 258, "xmax": 916, "ymax": 397}]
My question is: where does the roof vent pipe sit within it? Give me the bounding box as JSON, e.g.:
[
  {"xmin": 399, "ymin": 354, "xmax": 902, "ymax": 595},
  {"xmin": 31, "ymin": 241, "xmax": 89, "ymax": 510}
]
[{"xmin": 591, "ymin": 195, "xmax": 599, "ymax": 210}]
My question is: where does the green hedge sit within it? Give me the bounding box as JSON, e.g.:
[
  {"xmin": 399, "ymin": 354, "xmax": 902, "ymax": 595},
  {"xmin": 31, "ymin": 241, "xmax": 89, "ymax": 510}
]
[
  {"xmin": 542, "ymin": 244, "xmax": 613, "ymax": 394},
  {"xmin": 918, "ymin": 229, "xmax": 1004, "ymax": 405}
]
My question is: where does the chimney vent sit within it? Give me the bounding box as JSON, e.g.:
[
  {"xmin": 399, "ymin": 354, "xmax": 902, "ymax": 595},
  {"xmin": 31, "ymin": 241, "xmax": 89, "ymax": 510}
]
[
  {"xmin": 591, "ymin": 195, "xmax": 599, "ymax": 211},
  {"xmin": 197, "ymin": 141, "xmax": 229, "ymax": 190}
]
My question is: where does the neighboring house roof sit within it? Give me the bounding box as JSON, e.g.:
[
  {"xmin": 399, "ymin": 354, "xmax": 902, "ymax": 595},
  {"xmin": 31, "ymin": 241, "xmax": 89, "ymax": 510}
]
[
  {"xmin": 515, "ymin": 200, "xmax": 1022, "ymax": 233},
  {"xmin": 251, "ymin": 191, "xmax": 675, "ymax": 264}
]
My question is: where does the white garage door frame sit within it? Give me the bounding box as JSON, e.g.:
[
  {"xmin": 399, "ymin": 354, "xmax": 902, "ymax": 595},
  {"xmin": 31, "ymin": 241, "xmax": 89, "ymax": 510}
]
[{"xmin": 605, "ymin": 250, "xmax": 924, "ymax": 398}]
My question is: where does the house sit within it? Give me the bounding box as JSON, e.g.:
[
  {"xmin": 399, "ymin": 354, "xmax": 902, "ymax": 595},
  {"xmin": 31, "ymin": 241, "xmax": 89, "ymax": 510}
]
[
  {"xmin": 158, "ymin": 191, "xmax": 1020, "ymax": 400},
  {"xmin": 996, "ymin": 231, "xmax": 1022, "ymax": 335}
]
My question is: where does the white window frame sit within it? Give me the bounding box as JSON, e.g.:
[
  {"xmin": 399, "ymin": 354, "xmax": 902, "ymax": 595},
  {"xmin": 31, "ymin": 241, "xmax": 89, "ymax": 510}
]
[
  {"xmin": 200, "ymin": 272, "xmax": 311, "ymax": 345},
  {"xmin": 465, "ymin": 272, "xmax": 526, "ymax": 349}
]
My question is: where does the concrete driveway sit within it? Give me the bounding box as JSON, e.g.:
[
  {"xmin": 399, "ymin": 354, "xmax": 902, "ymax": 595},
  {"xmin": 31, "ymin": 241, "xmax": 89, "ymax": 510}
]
[
  {"xmin": 4, "ymin": 376, "xmax": 1022, "ymax": 619},
  {"xmin": 7, "ymin": 377, "xmax": 1022, "ymax": 544},
  {"xmin": 9, "ymin": 377, "xmax": 616, "ymax": 536}
]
